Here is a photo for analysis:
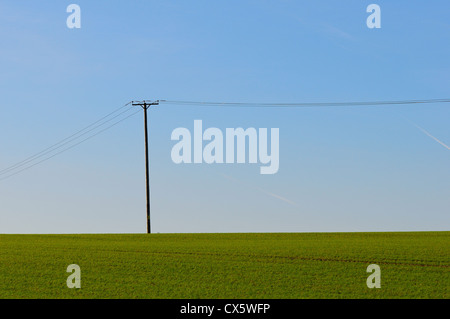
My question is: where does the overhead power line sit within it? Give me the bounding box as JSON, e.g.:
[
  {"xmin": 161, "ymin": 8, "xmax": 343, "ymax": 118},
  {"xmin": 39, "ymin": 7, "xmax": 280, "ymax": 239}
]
[
  {"xmin": 2, "ymin": 97, "xmax": 448, "ymax": 234},
  {"xmin": 0, "ymin": 102, "xmax": 133, "ymax": 176},
  {"xmin": 0, "ymin": 107, "xmax": 134, "ymax": 176},
  {"xmin": 0, "ymin": 104, "xmax": 139, "ymax": 181},
  {"xmin": 1, "ymin": 97, "xmax": 449, "ymax": 183},
  {"xmin": 161, "ymin": 98, "xmax": 450, "ymax": 107}
]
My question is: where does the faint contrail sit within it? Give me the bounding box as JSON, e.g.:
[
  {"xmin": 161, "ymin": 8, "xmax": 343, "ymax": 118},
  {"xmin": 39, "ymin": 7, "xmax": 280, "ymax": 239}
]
[
  {"xmin": 409, "ymin": 121, "xmax": 450, "ymax": 150},
  {"xmin": 221, "ymin": 174, "xmax": 298, "ymax": 207}
]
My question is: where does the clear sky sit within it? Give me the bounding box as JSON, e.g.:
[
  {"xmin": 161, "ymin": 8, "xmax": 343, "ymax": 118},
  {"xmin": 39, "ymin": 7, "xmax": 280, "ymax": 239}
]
[{"xmin": 0, "ymin": 1, "xmax": 449, "ymax": 233}]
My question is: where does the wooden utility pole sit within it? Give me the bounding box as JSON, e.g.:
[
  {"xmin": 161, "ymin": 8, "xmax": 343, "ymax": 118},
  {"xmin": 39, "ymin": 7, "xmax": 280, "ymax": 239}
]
[{"xmin": 131, "ymin": 100, "xmax": 159, "ymax": 234}]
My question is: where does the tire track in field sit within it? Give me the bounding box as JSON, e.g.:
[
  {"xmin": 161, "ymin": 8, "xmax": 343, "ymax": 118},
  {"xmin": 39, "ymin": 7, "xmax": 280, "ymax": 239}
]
[{"xmin": 101, "ymin": 249, "xmax": 450, "ymax": 269}]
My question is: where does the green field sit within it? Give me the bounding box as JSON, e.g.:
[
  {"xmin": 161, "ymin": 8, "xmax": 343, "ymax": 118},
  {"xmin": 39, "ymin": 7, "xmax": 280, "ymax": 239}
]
[{"xmin": 0, "ymin": 232, "xmax": 448, "ymax": 299}]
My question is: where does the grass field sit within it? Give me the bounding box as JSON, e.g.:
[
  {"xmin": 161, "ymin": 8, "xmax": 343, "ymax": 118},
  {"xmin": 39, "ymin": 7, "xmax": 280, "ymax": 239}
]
[{"xmin": 0, "ymin": 232, "xmax": 448, "ymax": 299}]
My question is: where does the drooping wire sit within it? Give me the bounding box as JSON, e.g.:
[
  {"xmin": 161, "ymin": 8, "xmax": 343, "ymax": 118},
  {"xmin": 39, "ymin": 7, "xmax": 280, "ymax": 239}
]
[
  {"xmin": 0, "ymin": 109, "xmax": 141, "ymax": 182},
  {"xmin": 0, "ymin": 102, "xmax": 133, "ymax": 176},
  {"xmin": 161, "ymin": 98, "xmax": 450, "ymax": 107},
  {"xmin": 2, "ymin": 97, "xmax": 449, "ymax": 182}
]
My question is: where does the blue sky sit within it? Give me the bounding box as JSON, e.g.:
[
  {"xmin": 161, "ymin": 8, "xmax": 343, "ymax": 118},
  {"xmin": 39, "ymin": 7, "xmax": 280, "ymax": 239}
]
[{"xmin": 0, "ymin": 1, "xmax": 449, "ymax": 233}]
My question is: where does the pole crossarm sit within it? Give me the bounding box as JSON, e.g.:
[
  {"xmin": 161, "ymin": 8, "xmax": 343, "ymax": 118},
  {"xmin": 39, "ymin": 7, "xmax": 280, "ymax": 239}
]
[{"xmin": 131, "ymin": 100, "xmax": 161, "ymax": 109}]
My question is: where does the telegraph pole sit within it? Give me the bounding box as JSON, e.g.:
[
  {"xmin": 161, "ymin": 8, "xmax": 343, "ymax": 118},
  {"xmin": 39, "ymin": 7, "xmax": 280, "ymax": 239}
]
[{"xmin": 132, "ymin": 100, "xmax": 159, "ymax": 234}]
